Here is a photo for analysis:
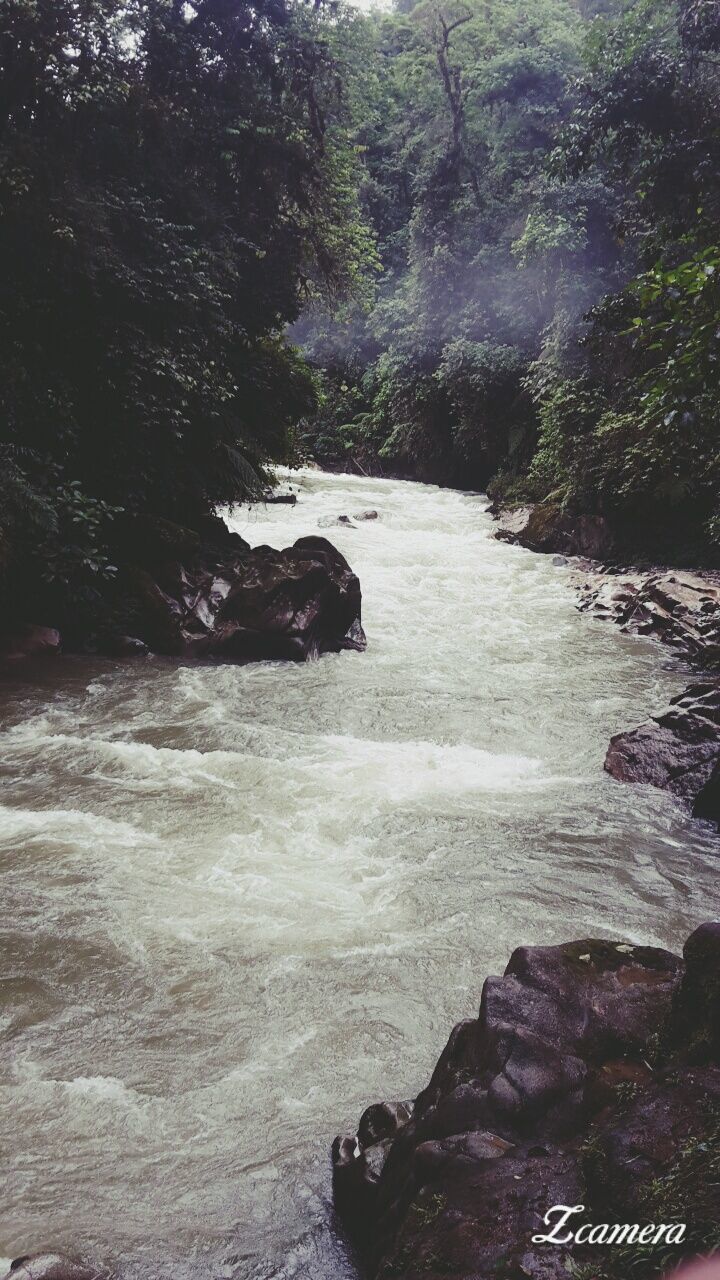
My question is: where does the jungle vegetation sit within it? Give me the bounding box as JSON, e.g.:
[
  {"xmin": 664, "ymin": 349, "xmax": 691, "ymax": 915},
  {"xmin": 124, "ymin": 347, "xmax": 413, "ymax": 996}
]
[{"xmin": 1, "ymin": 0, "xmax": 719, "ymax": 628}]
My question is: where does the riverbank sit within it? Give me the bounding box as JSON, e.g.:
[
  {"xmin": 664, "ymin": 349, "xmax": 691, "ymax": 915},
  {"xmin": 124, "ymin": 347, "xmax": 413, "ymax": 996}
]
[
  {"xmin": 0, "ymin": 515, "xmax": 366, "ymax": 668},
  {"xmin": 493, "ymin": 503, "xmax": 720, "ymax": 829},
  {"xmin": 333, "ymin": 921, "xmax": 720, "ymax": 1280}
]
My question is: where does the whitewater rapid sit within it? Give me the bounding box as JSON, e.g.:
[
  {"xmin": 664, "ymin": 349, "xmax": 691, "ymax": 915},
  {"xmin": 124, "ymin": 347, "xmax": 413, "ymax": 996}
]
[{"xmin": 1, "ymin": 469, "xmax": 717, "ymax": 1280}]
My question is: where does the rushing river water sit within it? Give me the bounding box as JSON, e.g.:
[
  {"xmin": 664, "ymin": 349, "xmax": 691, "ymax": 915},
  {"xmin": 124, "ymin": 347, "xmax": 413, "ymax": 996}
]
[{"xmin": 1, "ymin": 469, "xmax": 718, "ymax": 1280}]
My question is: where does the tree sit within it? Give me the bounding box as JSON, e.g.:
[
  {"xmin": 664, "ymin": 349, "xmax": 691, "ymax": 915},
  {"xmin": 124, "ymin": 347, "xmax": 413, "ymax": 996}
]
[{"xmin": 0, "ymin": 0, "xmax": 376, "ymax": 622}]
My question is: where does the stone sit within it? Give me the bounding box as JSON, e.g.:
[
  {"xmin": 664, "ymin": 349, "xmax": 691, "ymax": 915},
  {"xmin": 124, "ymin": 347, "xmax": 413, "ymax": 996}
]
[
  {"xmin": 120, "ymin": 534, "xmax": 366, "ymax": 662},
  {"xmin": 353, "ymin": 510, "xmax": 379, "ymax": 521},
  {"xmin": 2, "ymin": 1255, "xmax": 108, "ymax": 1280},
  {"xmin": 586, "ymin": 1066, "xmax": 720, "ymax": 1228},
  {"xmin": 693, "ymin": 758, "xmax": 720, "ymax": 825},
  {"xmin": 493, "ymin": 502, "xmax": 616, "ymax": 559},
  {"xmin": 333, "ymin": 930, "xmax": 688, "ymax": 1278},
  {"xmin": 666, "ymin": 921, "xmax": 720, "ymax": 1064},
  {"xmin": 317, "ymin": 514, "xmax": 354, "ymax": 528},
  {"xmin": 604, "ymin": 681, "xmax": 720, "ymax": 814},
  {"xmin": 0, "ymin": 625, "xmax": 62, "ymax": 662},
  {"xmin": 577, "ymin": 570, "xmax": 720, "ymax": 665},
  {"xmin": 98, "ymin": 635, "xmax": 150, "ymax": 658}
]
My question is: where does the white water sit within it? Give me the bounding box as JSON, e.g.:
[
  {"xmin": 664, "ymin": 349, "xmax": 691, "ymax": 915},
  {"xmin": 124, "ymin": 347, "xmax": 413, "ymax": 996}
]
[{"xmin": 1, "ymin": 469, "xmax": 718, "ymax": 1280}]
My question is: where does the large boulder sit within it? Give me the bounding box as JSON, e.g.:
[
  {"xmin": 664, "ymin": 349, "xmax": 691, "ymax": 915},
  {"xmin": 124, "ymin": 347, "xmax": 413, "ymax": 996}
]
[
  {"xmin": 604, "ymin": 681, "xmax": 720, "ymax": 822},
  {"xmin": 494, "ymin": 502, "xmax": 616, "ymax": 560},
  {"xmin": 116, "ymin": 532, "xmax": 366, "ymax": 661},
  {"xmin": 333, "ymin": 931, "xmax": 690, "ymax": 1278}
]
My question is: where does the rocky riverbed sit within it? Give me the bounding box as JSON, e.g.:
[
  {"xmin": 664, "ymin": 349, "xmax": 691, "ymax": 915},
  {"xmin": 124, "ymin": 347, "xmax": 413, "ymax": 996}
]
[
  {"xmin": 494, "ymin": 505, "xmax": 720, "ymax": 829},
  {"xmin": 333, "ymin": 921, "xmax": 720, "ymax": 1280}
]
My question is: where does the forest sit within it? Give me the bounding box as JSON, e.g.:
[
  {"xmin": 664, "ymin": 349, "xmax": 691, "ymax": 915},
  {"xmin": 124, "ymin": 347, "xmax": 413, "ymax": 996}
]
[
  {"xmin": 298, "ymin": 0, "xmax": 720, "ymax": 565},
  {"xmin": 1, "ymin": 0, "xmax": 719, "ymax": 633}
]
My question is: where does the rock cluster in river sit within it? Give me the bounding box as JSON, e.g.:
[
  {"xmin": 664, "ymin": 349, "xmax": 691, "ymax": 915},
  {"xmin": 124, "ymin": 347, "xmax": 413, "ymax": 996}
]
[
  {"xmin": 0, "ymin": 514, "xmax": 366, "ymax": 664},
  {"xmin": 576, "ymin": 571, "xmax": 720, "ymax": 828},
  {"xmin": 605, "ymin": 682, "xmax": 720, "ymax": 827},
  {"xmin": 493, "ymin": 499, "xmax": 720, "ymax": 827},
  {"xmin": 333, "ymin": 921, "xmax": 720, "ymax": 1280},
  {"xmin": 116, "ymin": 517, "xmax": 366, "ymax": 661},
  {"xmin": 576, "ymin": 571, "xmax": 720, "ymax": 667}
]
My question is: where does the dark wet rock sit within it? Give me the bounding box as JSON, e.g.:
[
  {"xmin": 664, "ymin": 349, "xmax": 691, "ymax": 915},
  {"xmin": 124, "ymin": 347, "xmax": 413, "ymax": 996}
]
[
  {"xmin": 263, "ymin": 492, "xmax": 297, "ymax": 505},
  {"xmin": 494, "ymin": 502, "xmax": 616, "ymax": 559},
  {"xmin": 0, "ymin": 625, "xmax": 62, "ymax": 663},
  {"xmin": 585, "ymin": 1064, "xmax": 720, "ymax": 1245},
  {"xmin": 317, "ymin": 514, "xmax": 354, "ymax": 528},
  {"xmin": 666, "ymin": 922, "xmax": 720, "ymax": 1065},
  {"xmin": 604, "ymin": 681, "xmax": 720, "ymax": 821},
  {"xmin": 577, "ymin": 571, "xmax": 720, "ymax": 666},
  {"xmin": 333, "ymin": 930, "xmax": 693, "ymax": 1278},
  {"xmin": 573, "ymin": 570, "xmax": 720, "ymax": 822},
  {"xmin": 694, "ymin": 758, "xmax": 720, "ymax": 824},
  {"xmin": 118, "ymin": 533, "xmax": 366, "ymax": 662},
  {"xmin": 353, "ymin": 510, "xmax": 380, "ymax": 521},
  {"xmin": 3, "ymin": 1255, "xmax": 108, "ymax": 1280},
  {"xmin": 97, "ymin": 634, "xmax": 150, "ymax": 658}
]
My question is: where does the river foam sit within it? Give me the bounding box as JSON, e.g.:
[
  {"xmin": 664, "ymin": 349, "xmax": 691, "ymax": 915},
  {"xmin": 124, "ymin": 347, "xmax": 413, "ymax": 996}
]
[{"xmin": 1, "ymin": 469, "xmax": 718, "ymax": 1279}]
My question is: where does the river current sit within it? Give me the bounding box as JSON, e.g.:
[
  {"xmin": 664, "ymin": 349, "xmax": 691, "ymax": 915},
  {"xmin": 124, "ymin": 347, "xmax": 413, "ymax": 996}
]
[{"xmin": 1, "ymin": 469, "xmax": 718, "ymax": 1279}]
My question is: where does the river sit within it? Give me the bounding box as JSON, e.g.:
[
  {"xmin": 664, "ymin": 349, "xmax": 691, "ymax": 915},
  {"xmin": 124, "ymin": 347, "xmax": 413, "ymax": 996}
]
[{"xmin": 1, "ymin": 469, "xmax": 718, "ymax": 1280}]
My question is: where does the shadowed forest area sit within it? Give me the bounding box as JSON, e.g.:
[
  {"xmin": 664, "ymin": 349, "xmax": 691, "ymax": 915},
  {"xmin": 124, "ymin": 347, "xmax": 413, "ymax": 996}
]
[
  {"xmin": 298, "ymin": 0, "xmax": 720, "ymax": 565},
  {"xmin": 1, "ymin": 0, "xmax": 719, "ymax": 641}
]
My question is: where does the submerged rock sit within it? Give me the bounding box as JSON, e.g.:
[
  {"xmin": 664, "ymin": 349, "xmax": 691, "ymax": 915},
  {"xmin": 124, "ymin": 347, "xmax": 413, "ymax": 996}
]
[
  {"xmin": 317, "ymin": 514, "xmax": 354, "ymax": 528},
  {"xmin": 97, "ymin": 634, "xmax": 149, "ymax": 658},
  {"xmin": 2, "ymin": 1256, "xmax": 108, "ymax": 1280},
  {"xmin": 332, "ymin": 926, "xmax": 720, "ymax": 1279},
  {"xmin": 353, "ymin": 510, "xmax": 380, "ymax": 521}
]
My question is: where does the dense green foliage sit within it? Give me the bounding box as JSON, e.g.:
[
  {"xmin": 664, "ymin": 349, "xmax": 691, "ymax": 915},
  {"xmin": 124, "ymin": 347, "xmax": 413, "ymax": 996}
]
[
  {"xmin": 299, "ymin": 0, "xmax": 720, "ymax": 561},
  {"xmin": 0, "ymin": 0, "xmax": 373, "ymax": 623},
  {"xmin": 3, "ymin": 0, "xmax": 719, "ymax": 630}
]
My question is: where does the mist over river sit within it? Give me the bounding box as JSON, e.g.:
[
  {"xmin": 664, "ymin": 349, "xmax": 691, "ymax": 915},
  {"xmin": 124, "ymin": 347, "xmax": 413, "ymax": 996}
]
[{"xmin": 1, "ymin": 469, "xmax": 718, "ymax": 1280}]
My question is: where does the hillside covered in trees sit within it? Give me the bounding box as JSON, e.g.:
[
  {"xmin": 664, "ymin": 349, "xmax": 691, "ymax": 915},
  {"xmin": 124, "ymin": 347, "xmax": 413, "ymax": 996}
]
[
  {"xmin": 299, "ymin": 0, "xmax": 720, "ymax": 565},
  {"xmin": 0, "ymin": 0, "xmax": 373, "ymax": 638},
  {"xmin": 1, "ymin": 0, "xmax": 719, "ymax": 644}
]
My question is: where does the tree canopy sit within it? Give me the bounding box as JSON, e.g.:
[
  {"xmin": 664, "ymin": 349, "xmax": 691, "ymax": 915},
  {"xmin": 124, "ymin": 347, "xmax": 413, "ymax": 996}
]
[
  {"xmin": 299, "ymin": 0, "xmax": 720, "ymax": 562},
  {"xmin": 3, "ymin": 0, "xmax": 719, "ymax": 625},
  {"xmin": 0, "ymin": 0, "xmax": 375, "ymax": 620}
]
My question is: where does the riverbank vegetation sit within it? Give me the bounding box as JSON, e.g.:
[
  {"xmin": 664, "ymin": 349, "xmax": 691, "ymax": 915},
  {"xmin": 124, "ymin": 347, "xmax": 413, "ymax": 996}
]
[
  {"xmin": 298, "ymin": 0, "xmax": 720, "ymax": 564},
  {"xmin": 0, "ymin": 0, "xmax": 373, "ymax": 631},
  {"xmin": 2, "ymin": 0, "xmax": 719, "ymax": 641}
]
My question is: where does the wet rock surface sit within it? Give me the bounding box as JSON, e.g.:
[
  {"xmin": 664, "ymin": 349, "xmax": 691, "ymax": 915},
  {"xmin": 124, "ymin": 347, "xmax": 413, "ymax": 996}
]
[
  {"xmin": 508, "ymin": 527, "xmax": 720, "ymax": 822},
  {"xmin": 10, "ymin": 515, "xmax": 367, "ymax": 664},
  {"xmin": 0, "ymin": 625, "xmax": 62, "ymax": 664},
  {"xmin": 333, "ymin": 924, "xmax": 719, "ymax": 1280},
  {"xmin": 116, "ymin": 530, "xmax": 366, "ymax": 661},
  {"xmin": 605, "ymin": 682, "xmax": 720, "ymax": 823},
  {"xmin": 577, "ymin": 571, "xmax": 720, "ymax": 667},
  {"xmin": 581, "ymin": 571, "xmax": 720, "ymax": 823},
  {"xmin": 2, "ymin": 1256, "xmax": 109, "ymax": 1280},
  {"xmin": 493, "ymin": 502, "xmax": 616, "ymax": 560}
]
